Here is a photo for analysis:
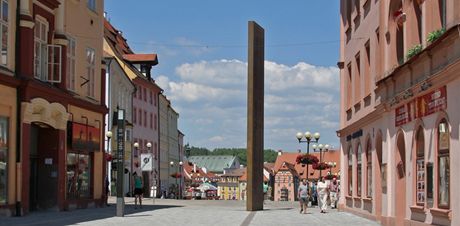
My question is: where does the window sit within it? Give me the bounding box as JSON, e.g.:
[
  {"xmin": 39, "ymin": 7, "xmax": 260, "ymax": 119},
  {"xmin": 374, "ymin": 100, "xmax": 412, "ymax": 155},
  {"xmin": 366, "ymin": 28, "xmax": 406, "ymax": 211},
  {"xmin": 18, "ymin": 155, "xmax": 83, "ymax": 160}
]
[
  {"xmin": 66, "ymin": 152, "xmax": 92, "ymax": 199},
  {"xmin": 415, "ymin": 128, "xmax": 425, "ymax": 206},
  {"xmin": 87, "ymin": 0, "xmax": 96, "ymax": 11},
  {"xmin": 133, "ymin": 85, "xmax": 137, "ymax": 98},
  {"xmin": 133, "ymin": 108, "xmax": 137, "ymax": 124},
  {"xmin": 366, "ymin": 140, "xmax": 372, "ymax": 198},
  {"xmin": 413, "ymin": 1, "xmax": 422, "ymax": 44},
  {"xmin": 154, "ymin": 94, "xmax": 157, "ymax": 106},
  {"xmin": 437, "ymin": 120, "xmax": 449, "ymax": 209},
  {"xmin": 86, "ymin": 48, "xmax": 95, "ymax": 97},
  {"xmin": 354, "ymin": 53, "xmax": 361, "ymax": 103},
  {"xmin": 143, "ymin": 88, "xmax": 146, "ymax": 102},
  {"xmin": 139, "ymin": 109, "xmax": 142, "ymax": 126},
  {"xmin": 66, "ymin": 37, "xmax": 76, "ymax": 91},
  {"xmin": 364, "ymin": 41, "xmax": 371, "ymax": 96},
  {"xmin": 348, "ymin": 146, "xmax": 353, "ymax": 196},
  {"xmin": 0, "ymin": 0, "xmax": 8, "ymax": 66},
  {"xmin": 346, "ymin": 63, "xmax": 352, "ymax": 109},
  {"xmin": 154, "ymin": 114, "xmax": 157, "ymax": 131},
  {"xmin": 150, "ymin": 113, "xmax": 153, "ymax": 129},
  {"xmin": 439, "ymin": 0, "xmax": 446, "ymax": 29},
  {"xmin": 34, "ymin": 18, "xmax": 48, "ymax": 81},
  {"xmin": 150, "ymin": 91, "xmax": 153, "ymax": 104},
  {"xmin": 0, "ymin": 117, "xmax": 8, "ymax": 204},
  {"xmin": 356, "ymin": 143, "xmax": 362, "ymax": 197},
  {"xmin": 144, "ymin": 111, "xmax": 147, "ymax": 127}
]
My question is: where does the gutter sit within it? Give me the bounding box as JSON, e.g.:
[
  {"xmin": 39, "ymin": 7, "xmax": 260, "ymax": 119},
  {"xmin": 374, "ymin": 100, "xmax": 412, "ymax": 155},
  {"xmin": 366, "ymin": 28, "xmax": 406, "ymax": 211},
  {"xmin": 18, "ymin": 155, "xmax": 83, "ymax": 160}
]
[{"xmin": 15, "ymin": 0, "xmax": 22, "ymax": 216}]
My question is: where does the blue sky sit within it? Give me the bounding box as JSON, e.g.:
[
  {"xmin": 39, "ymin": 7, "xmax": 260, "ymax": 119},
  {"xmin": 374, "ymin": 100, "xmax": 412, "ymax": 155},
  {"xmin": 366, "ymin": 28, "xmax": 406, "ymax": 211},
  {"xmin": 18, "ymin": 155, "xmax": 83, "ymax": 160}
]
[{"xmin": 105, "ymin": 0, "xmax": 341, "ymax": 152}]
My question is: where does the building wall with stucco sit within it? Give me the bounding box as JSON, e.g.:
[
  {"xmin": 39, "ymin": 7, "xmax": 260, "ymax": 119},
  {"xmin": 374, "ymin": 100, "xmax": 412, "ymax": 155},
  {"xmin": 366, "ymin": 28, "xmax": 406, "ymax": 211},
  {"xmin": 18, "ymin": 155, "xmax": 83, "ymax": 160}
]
[{"xmin": 338, "ymin": 1, "xmax": 460, "ymax": 225}]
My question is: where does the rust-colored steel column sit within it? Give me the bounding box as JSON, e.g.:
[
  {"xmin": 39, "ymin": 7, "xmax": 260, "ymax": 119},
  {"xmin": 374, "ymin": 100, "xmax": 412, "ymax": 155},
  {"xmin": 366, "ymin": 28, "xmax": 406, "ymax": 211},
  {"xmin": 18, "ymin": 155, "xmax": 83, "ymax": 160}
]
[{"xmin": 246, "ymin": 21, "xmax": 264, "ymax": 211}]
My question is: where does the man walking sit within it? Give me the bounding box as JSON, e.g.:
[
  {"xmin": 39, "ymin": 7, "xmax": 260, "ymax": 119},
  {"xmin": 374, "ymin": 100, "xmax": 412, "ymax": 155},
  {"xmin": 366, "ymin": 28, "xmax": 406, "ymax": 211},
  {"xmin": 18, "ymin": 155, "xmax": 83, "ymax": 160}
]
[
  {"xmin": 297, "ymin": 179, "xmax": 310, "ymax": 214},
  {"xmin": 329, "ymin": 177, "xmax": 339, "ymax": 209}
]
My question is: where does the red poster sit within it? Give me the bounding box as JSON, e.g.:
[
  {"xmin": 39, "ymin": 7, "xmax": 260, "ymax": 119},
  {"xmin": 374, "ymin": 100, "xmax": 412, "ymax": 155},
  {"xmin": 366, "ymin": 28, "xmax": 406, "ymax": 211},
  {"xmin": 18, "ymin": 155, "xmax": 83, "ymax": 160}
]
[
  {"xmin": 395, "ymin": 101, "xmax": 414, "ymax": 127},
  {"xmin": 416, "ymin": 86, "xmax": 447, "ymax": 118},
  {"xmin": 71, "ymin": 122, "xmax": 100, "ymax": 152}
]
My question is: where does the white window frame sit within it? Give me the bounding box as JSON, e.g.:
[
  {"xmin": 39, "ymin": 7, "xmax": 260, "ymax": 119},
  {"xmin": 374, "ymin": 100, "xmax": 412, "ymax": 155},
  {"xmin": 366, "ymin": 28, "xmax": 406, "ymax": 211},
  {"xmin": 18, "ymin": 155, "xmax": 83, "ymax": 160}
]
[
  {"xmin": 34, "ymin": 17, "xmax": 48, "ymax": 81},
  {"xmin": 86, "ymin": 47, "xmax": 95, "ymax": 98},
  {"xmin": 67, "ymin": 36, "xmax": 76, "ymax": 90},
  {"xmin": 0, "ymin": 0, "xmax": 8, "ymax": 66}
]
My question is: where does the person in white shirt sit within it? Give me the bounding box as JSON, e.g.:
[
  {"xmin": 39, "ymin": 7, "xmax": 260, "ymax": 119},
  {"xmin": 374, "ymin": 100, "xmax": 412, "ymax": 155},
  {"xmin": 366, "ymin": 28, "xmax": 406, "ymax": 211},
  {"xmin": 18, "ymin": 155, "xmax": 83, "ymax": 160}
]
[
  {"xmin": 329, "ymin": 177, "xmax": 339, "ymax": 209},
  {"xmin": 317, "ymin": 177, "xmax": 329, "ymax": 213}
]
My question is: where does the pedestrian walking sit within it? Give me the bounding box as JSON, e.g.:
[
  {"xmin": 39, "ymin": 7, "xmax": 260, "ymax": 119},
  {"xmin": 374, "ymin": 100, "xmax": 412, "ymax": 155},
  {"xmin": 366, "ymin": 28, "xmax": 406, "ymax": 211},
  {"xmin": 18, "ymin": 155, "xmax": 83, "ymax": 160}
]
[
  {"xmin": 133, "ymin": 172, "xmax": 143, "ymax": 209},
  {"xmin": 297, "ymin": 179, "xmax": 310, "ymax": 214},
  {"xmin": 317, "ymin": 177, "xmax": 329, "ymax": 213},
  {"xmin": 329, "ymin": 177, "xmax": 339, "ymax": 209}
]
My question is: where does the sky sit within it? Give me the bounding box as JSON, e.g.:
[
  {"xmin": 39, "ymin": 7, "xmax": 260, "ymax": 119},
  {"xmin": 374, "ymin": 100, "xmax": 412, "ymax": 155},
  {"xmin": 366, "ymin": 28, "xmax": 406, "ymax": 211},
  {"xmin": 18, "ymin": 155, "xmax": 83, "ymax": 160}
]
[{"xmin": 105, "ymin": 0, "xmax": 341, "ymax": 152}]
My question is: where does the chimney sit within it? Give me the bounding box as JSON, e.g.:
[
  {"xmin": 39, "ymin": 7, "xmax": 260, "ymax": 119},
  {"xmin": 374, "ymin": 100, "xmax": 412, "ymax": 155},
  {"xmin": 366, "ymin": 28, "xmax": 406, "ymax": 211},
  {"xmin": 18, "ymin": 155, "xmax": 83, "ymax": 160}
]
[
  {"xmin": 193, "ymin": 164, "xmax": 196, "ymax": 173},
  {"xmin": 278, "ymin": 150, "xmax": 282, "ymax": 156}
]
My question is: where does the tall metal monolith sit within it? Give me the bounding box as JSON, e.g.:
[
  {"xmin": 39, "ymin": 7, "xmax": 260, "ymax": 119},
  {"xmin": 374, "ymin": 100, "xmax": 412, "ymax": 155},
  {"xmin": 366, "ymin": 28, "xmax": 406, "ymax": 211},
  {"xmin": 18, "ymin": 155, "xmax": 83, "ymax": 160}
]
[{"xmin": 246, "ymin": 21, "xmax": 264, "ymax": 211}]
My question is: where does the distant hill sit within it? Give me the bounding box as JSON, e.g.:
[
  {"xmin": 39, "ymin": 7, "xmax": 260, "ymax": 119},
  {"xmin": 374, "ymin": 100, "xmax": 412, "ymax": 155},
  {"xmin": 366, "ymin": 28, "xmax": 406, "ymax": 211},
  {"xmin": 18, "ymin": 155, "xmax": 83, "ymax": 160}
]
[{"xmin": 186, "ymin": 145, "xmax": 278, "ymax": 166}]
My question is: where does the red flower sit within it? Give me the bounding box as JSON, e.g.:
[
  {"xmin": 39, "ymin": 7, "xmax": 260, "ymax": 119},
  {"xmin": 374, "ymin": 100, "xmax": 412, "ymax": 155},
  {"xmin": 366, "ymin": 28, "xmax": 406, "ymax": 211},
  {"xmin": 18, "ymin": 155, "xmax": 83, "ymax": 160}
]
[
  {"xmin": 312, "ymin": 162, "xmax": 331, "ymax": 170},
  {"xmin": 296, "ymin": 154, "xmax": 319, "ymax": 165}
]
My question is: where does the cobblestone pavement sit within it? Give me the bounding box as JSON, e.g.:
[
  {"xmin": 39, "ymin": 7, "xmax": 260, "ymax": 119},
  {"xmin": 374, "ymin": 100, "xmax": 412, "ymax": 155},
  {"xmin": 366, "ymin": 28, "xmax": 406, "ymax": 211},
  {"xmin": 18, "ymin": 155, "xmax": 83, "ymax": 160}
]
[{"xmin": 0, "ymin": 197, "xmax": 379, "ymax": 226}]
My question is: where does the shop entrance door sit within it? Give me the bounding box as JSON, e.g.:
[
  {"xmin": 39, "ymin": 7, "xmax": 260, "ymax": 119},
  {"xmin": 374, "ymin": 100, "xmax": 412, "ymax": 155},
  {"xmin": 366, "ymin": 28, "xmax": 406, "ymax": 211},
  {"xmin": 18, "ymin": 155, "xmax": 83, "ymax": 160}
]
[{"xmin": 29, "ymin": 124, "xmax": 59, "ymax": 211}]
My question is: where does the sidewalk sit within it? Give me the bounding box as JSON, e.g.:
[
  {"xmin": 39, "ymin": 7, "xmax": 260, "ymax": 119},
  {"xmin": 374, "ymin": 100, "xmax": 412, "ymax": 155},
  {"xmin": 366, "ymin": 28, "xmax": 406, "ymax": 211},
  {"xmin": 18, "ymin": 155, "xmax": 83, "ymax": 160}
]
[{"xmin": 0, "ymin": 197, "xmax": 379, "ymax": 226}]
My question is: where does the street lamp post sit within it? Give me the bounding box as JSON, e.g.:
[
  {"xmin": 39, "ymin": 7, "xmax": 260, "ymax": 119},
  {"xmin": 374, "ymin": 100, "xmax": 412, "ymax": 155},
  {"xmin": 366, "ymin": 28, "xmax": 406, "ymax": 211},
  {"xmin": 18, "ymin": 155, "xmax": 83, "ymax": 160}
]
[
  {"xmin": 179, "ymin": 161, "xmax": 183, "ymax": 199},
  {"xmin": 313, "ymin": 144, "xmax": 330, "ymax": 179},
  {"xmin": 296, "ymin": 131, "xmax": 320, "ymax": 182},
  {"xmin": 133, "ymin": 142, "xmax": 153, "ymax": 195},
  {"xmin": 133, "ymin": 142, "xmax": 139, "ymax": 197},
  {"xmin": 169, "ymin": 161, "xmax": 184, "ymax": 199}
]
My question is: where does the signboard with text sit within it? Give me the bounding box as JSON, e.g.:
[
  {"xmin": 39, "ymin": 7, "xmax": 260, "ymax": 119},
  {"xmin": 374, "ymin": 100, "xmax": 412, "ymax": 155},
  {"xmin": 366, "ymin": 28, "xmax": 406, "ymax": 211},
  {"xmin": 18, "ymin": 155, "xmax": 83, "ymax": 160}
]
[
  {"xmin": 395, "ymin": 101, "xmax": 415, "ymax": 127},
  {"xmin": 416, "ymin": 86, "xmax": 447, "ymax": 118}
]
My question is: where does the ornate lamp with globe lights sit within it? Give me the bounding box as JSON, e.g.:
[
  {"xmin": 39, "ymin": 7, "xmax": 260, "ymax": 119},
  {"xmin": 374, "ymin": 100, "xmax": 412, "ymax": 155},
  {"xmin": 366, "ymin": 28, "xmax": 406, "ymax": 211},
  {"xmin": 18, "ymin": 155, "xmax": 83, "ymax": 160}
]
[{"xmin": 296, "ymin": 131, "xmax": 320, "ymax": 182}]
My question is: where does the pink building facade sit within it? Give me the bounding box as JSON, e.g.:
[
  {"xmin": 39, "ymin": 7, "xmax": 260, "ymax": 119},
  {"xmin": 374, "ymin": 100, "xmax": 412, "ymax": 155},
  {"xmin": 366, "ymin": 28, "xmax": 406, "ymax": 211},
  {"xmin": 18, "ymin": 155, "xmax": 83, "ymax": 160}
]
[{"xmin": 338, "ymin": 1, "xmax": 460, "ymax": 225}]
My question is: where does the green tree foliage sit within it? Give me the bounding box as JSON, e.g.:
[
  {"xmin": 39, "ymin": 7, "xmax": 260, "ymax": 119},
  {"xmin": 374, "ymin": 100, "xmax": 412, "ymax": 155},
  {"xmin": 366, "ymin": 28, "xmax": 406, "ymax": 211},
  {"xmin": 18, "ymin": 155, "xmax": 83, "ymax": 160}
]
[{"xmin": 187, "ymin": 146, "xmax": 278, "ymax": 166}]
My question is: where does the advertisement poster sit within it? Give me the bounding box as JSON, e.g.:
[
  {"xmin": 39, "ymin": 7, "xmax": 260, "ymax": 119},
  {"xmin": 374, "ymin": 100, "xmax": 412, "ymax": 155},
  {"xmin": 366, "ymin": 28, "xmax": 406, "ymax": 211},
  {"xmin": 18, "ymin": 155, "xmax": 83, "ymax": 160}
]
[{"xmin": 416, "ymin": 86, "xmax": 447, "ymax": 118}]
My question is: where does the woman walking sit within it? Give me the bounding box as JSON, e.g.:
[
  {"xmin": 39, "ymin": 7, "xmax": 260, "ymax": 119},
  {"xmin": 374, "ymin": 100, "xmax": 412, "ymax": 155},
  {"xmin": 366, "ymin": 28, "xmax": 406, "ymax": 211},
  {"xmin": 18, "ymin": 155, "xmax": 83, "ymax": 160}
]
[
  {"xmin": 133, "ymin": 172, "xmax": 143, "ymax": 209},
  {"xmin": 317, "ymin": 177, "xmax": 329, "ymax": 213}
]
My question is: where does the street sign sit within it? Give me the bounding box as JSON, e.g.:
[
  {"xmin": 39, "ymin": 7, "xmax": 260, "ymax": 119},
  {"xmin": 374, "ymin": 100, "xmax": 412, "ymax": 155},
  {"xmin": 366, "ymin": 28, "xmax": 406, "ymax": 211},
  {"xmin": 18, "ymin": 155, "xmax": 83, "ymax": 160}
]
[{"xmin": 140, "ymin": 153, "xmax": 153, "ymax": 171}]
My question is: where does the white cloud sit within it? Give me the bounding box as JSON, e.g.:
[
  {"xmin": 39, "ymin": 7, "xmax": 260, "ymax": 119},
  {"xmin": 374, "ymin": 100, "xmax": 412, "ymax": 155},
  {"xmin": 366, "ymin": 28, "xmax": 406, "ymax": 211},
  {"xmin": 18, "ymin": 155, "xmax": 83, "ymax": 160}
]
[{"xmin": 159, "ymin": 59, "xmax": 340, "ymax": 151}]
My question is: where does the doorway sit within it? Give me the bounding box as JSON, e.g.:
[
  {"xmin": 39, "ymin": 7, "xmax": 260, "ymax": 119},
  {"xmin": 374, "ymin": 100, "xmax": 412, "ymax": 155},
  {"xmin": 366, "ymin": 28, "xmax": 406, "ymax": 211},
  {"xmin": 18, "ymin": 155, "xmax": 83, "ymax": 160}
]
[
  {"xmin": 29, "ymin": 123, "xmax": 59, "ymax": 211},
  {"xmin": 395, "ymin": 133, "xmax": 406, "ymax": 225}
]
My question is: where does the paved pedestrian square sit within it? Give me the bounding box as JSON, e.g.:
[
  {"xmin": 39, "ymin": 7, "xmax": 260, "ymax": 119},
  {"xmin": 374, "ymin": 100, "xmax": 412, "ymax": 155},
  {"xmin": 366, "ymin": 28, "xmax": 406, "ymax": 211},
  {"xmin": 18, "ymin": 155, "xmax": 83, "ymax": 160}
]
[{"xmin": 0, "ymin": 198, "xmax": 379, "ymax": 226}]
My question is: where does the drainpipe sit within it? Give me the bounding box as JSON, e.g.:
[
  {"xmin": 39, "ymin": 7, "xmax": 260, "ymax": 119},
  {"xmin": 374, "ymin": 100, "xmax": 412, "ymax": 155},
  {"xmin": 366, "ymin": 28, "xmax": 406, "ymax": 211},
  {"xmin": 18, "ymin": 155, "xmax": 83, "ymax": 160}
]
[{"xmin": 15, "ymin": 0, "xmax": 22, "ymax": 217}]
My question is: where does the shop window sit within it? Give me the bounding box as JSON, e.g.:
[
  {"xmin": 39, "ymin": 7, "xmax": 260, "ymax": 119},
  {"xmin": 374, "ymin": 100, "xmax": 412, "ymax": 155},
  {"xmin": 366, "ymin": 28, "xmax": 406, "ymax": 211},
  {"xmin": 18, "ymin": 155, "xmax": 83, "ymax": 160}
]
[
  {"xmin": 0, "ymin": 117, "xmax": 8, "ymax": 204},
  {"xmin": 415, "ymin": 128, "xmax": 425, "ymax": 206},
  {"xmin": 366, "ymin": 139, "xmax": 372, "ymax": 198},
  {"xmin": 437, "ymin": 120, "xmax": 449, "ymax": 209},
  {"xmin": 66, "ymin": 152, "xmax": 92, "ymax": 199},
  {"xmin": 348, "ymin": 146, "xmax": 353, "ymax": 196},
  {"xmin": 0, "ymin": 0, "xmax": 8, "ymax": 66},
  {"xmin": 356, "ymin": 143, "xmax": 362, "ymax": 197}
]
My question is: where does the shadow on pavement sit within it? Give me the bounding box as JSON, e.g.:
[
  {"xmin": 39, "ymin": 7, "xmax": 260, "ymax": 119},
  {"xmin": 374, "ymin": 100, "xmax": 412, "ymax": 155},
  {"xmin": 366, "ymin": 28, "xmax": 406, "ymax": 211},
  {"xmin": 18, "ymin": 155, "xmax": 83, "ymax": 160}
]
[{"xmin": 0, "ymin": 204, "xmax": 183, "ymax": 226}]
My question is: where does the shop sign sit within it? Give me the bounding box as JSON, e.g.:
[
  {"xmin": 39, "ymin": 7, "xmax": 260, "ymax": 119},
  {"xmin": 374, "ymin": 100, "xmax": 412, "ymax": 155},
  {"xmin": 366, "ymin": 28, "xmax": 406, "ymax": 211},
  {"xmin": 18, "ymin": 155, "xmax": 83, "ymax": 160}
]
[
  {"xmin": 395, "ymin": 101, "xmax": 415, "ymax": 127},
  {"xmin": 416, "ymin": 86, "xmax": 447, "ymax": 118},
  {"xmin": 70, "ymin": 122, "xmax": 100, "ymax": 152}
]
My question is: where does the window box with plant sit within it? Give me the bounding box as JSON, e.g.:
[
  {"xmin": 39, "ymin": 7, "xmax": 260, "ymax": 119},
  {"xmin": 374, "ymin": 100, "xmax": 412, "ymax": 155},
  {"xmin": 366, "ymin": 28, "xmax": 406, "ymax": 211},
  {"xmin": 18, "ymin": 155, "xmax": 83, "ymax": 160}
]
[
  {"xmin": 406, "ymin": 44, "xmax": 423, "ymax": 60},
  {"xmin": 427, "ymin": 28, "xmax": 446, "ymax": 44}
]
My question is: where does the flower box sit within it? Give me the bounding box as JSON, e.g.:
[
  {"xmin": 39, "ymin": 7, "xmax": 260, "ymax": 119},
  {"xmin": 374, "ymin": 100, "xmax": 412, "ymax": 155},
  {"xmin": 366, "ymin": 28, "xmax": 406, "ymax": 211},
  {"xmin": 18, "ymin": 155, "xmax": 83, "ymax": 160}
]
[
  {"xmin": 296, "ymin": 154, "xmax": 319, "ymax": 165},
  {"xmin": 312, "ymin": 162, "xmax": 331, "ymax": 170}
]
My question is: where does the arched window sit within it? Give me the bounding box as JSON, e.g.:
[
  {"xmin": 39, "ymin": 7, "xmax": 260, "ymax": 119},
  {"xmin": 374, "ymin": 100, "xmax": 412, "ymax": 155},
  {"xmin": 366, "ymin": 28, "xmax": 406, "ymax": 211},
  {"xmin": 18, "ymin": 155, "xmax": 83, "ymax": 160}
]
[
  {"xmin": 356, "ymin": 143, "xmax": 362, "ymax": 197},
  {"xmin": 413, "ymin": 1, "xmax": 422, "ymax": 44},
  {"xmin": 415, "ymin": 128, "xmax": 425, "ymax": 206},
  {"xmin": 437, "ymin": 119, "xmax": 450, "ymax": 209},
  {"xmin": 348, "ymin": 146, "xmax": 353, "ymax": 196},
  {"xmin": 366, "ymin": 140, "xmax": 372, "ymax": 198},
  {"xmin": 439, "ymin": 0, "xmax": 446, "ymax": 28}
]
